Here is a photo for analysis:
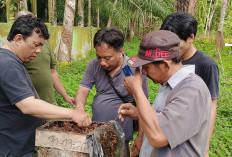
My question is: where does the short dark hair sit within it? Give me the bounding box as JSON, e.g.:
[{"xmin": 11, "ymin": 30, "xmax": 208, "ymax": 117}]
[
  {"xmin": 7, "ymin": 15, "xmax": 49, "ymax": 41},
  {"xmin": 152, "ymin": 56, "xmax": 181, "ymax": 66},
  {"xmin": 93, "ymin": 27, "xmax": 124, "ymax": 51},
  {"xmin": 160, "ymin": 12, "xmax": 198, "ymax": 41}
]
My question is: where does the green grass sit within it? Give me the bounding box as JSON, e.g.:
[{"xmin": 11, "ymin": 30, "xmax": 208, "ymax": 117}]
[{"xmin": 55, "ymin": 37, "xmax": 232, "ymax": 156}]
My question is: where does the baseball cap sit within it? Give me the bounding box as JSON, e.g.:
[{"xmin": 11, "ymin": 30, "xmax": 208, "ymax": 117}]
[{"xmin": 127, "ymin": 30, "xmax": 180, "ymax": 67}]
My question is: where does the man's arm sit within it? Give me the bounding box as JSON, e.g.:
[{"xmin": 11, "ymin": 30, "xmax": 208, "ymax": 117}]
[
  {"xmin": 132, "ymin": 88, "xmax": 168, "ymax": 148},
  {"xmin": 50, "ymin": 68, "xmax": 74, "ymax": 106},
  {"xmin": 15, "ymin": 96, "xmax": 92, "ymax": 126},
  {"xmin": 121, "ymin": 68, "xmax": 168, "ymax": 148},
  {"xmin": 205, "ymin": 99, "xmax": 217, "ymax": 157},
  {"xmin": 130, "ymin": 125, "xmax": 144, "ymax": 156},
  {"xmin": 74, "ymin": 86, "xmax": 90, "ymax": 110}
]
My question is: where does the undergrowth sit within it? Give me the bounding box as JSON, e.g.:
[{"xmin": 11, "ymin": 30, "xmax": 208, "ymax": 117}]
[{"xmin": 55, "ymin": 37, "xmax": 232, "ymax": 156}]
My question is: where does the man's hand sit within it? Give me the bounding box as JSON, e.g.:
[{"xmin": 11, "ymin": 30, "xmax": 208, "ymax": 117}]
[
  {"xmin": 118, "ymin": 103, "xmax": 139, "ymax": 122},
  {"xmin": 124, "ymin": 68, "xmax": 143, "ymax": 95},
  {"xmin": 65, "ymin": 95, "xmax": 75, "ymax": 106},
  {"xmin": 130, "ymin": 135, "xmax": 143, "ymax": 157},
  {"xmin": 71, "ymin": 109, "xmax": 92, "ymax": 127}
]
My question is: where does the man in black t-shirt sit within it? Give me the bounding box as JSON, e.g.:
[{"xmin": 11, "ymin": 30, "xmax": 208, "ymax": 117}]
[
  {"xmin": 0, "ymin": 15, "xmax": 91, "ymax": 157},
  {"xmin": 160, "ymin": 12, "xmax": 219, "ymax": 157}
]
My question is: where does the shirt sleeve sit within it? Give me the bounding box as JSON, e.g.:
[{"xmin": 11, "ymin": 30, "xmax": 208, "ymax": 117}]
[
  {"xmin": 142, "ymin": 74, "xmax": 149, "ymax": 98},
  {"xmin": 0, "ymin": 63, "xmax": 35, "ymax": 105},
  {"xmin": 80, "ymin": 60, "xmax": 95, "ymax": 90},
  {"xmin": 157, "ymin": 80, "xmax": 211, "ymax": 149},
  {"xmin": 44, "ymin": 42, "xmax": 57, "ymax": 69},
  {"xmin": 202, "ymin": 64, "xmax": 219, "ymax": 99}
]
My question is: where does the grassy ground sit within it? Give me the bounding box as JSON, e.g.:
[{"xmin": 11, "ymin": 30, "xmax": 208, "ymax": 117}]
[{"xmin": 55, "ymin": 37, "xmax": 232, "ymax": 156}]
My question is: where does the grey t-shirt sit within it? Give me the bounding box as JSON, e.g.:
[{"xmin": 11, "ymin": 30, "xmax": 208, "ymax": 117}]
[
  {"xmin": 140, "ymin": 66, "xmax": 211, "ymax": 157},
  {"xmin": 80, "ymin": 54, "xmax": 149, "ymax": 141}
]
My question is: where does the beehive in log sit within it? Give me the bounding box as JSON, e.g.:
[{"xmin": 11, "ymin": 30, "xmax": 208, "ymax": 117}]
[{"xmin": 35, "ymin": 121, "xmax": 120, "ymax": 157}]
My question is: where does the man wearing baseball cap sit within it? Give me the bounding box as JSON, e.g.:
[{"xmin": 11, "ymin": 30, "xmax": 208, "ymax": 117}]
[{"xmin": 118, "ymin": 30, "xmax": 212, "ymax": 157}]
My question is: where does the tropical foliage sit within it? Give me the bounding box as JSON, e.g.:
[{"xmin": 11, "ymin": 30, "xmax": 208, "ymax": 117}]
[{"xmin": 55, "ymin": 37, "xmax": 232, "ymax": 156}]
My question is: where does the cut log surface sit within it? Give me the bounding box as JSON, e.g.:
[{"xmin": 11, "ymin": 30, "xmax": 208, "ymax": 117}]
[{"xmin": 35, "ymin": 121, "xmax": 120, "ymax": 157}]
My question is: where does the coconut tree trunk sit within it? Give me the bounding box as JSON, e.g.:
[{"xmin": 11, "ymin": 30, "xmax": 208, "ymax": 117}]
[
  {"xmin": 19, "ymin": 0, "xmax": 28, "ymax": 10},
  {"xmin": 88, "ymin": 0, "xmax": 91, "ymax": 27},
  {"xmin": 107, "ymin": 0, "xmax": 117, "ymax": 27},
  {"xmin": 133, "ymin": 9, "xmax": 139, "ymax": 29},
  {"xmin": 57, "ymin": 0, "xmax": 76, "ymax": 62},
  {"xmin": 52, "ymin": 0, "xmax": 57, "ymax": 26},
  {"xmin": 175, "ymin": 0, "xmax": 198, "ymax": 17},
  {"xmin": 215, "ymin": 0, "xmax": 227, "ymax": 50},
  {"xmin": 6, "ymin": 0, "xmax": 15, "ymax": 22},
  {"xmin": 205, "ymin": 0, "xmax": 218, "ymax": 37},
  {"xmin": 30, "ymin": 0, "xmax": 37, "ymax": 17},
  {"xmin": 78, "ymin": 0, "xmax": 84, "ymax": 27},
  {"xmin": 96, "ymin": 6, "xmax": 100, "ymax": 27},
  {"xmin": 48, "ymin": 0, "xmax": 57, "ymax": 26}
]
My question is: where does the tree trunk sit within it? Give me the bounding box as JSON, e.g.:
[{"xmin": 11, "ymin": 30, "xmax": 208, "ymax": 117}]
[
  {"xmin": 19, "ymin": 0, "xmax": 28, "ymax": 10},
  {"xmin": 215, "ymin": 0, "xmax": 227, "ymax": 50},
  {"xmin": 107, "ymin": 17, "xmax": 112, "ymax": 27},
  {"xmin": 174, "ymin": 0, "xmax": 198, "ymax": 17},
  {"xmin": 88, "ymin": 0, "xmax": 91, "ymax": 27},
  {"xmin": 57, "ymin": 0, "xmax": 76, "ymax": 62},
  {"xmin": 107, "ymin": 0, "xmax": 117, "ymax": 27},
  {"xmin": 52, "ymin": 0, "xmax": 57, "ymax": 26},
  {"xmin": 48, "ymin": 0, "xmax": 57, "ymax": 26},
  {"xmin": 6, "ymin": 0, "xmax": 14, "ymax": 22},
  {"xmin": 30, "ymin": 0, "xmax": 37, "ymax": 17},
  {"xmin": 205, "ymin": 0, "xmax": 218, "ymax": 37},
  {"xmin": 96, "ymin": 6, "xmax": 100, "ymax": 27},
  {"xmin": 78, "ymin": 0, "xmax": 84, "ymax": 27},
  {"xmin": 126, "ymin": 10, "xmax": 134, "ymax": 41}
]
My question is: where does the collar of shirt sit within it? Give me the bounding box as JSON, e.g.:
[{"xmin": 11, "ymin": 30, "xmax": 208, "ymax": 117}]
[
  {"xmin": 0, "ymin": 48, "xmax": 23, "ymax": 64},
  {"xmin": 166, "ymin": 65, "xmax": 195, "ymax": 89},
  {"xmin": 113, "ymin": 53, "xmax": 129, "ymax": 78}
]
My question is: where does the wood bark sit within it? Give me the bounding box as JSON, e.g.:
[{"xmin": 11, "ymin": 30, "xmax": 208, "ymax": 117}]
[
  {"xmin": 96, "ymin": 7, "xmax": 100, "ymax": 27},
  {"xmin": 19, "ymin": 0, "xmax": 28, "ymax": 10},
  {"xmin": 205, "ymin": 0, "xmax": 218, "ymax": 37},
  {"xmin": 78, "ymin": 0, "xmax": 84, "ymax": 27},
  {"xmin": 88, "ymin": 0, "xmax": 91, "ymax": 27},
  {"xmin": 48, "ymin": 0, "xmax": 57, "ymax": 26},
  {"xmin": 57, "ymin": 0, "xmax": 76, "ymax": 62},
  {"xmin": 107, "ymin": 0, "xmax": 117, "ymax": 27},
  {"xmin": 52, "ymin": 0, "xmax": 57, "ymax": 26},
  {"xmin": 174, "ymin": 0, "xmax": 198, "ymax": 17},
  {"xmin": 6, "ymin": 0, "xmax": 14, "ymax": 22},
  {"xmin": 29, "ymin": 0, "xmax": 37, "ymax": 17},
  {"xmin": 215, "ymin": 0, "xmax": 228, "ymax": 50}
]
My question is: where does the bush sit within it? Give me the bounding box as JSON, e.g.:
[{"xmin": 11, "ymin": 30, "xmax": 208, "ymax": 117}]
[{"xmin": 55, "ymin": 37, "xmax": 232, "ymax": 155}]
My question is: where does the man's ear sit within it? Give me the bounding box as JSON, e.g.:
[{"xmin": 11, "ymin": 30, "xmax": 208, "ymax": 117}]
[
  {"xmin": 163, "ymin": 60, "xmax": 171, "ymax": 72},
  {"xmin": 119, "ymin": 48, "xmax": 123, "ymax": 57},
  {"xmin": 14, "ymin": 34, "xmax": 24, "ymax": 43},
  {"xmin": 188, "ymin": 34, "xmax": 195, "ymax": 44}
]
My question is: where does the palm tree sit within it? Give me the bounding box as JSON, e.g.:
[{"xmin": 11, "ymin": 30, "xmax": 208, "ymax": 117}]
[
  {"xmin": 215, "ymin": 0, "xmax": 228, "ymax": 49},
  {"xmin": 78, "ymin": 0, "xmax": 84, "ymax": 27},
  {"xmin": 175, "ymin": 0, "xmax": 198, "ymax": 16},
  {"xmin": 19, "ymin": 0, "xmax": 28, "ymax": 10},
  {"xmin": 88, "ymin": 0, "xmax": 91, "ymax": 27},
  {"xmin": 57, "ymin": 0, "xmax": 76, "ymax": 62},
  {"xmin": 92, "ymin": 0, "xmax": 174, "ymax": 40},
  {"xmin": 96, "ymin": 1, "xmax": 100, "ymax": 27}
]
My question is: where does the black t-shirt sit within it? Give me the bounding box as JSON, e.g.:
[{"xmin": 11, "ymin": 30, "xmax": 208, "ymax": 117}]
[
  {"xmin": 182, "ymin": 50, "xmax": 219, "ymax": 99},
  {"xmin": 0, "ymin": 48, "xmax": 43, "ymax": 157}
]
